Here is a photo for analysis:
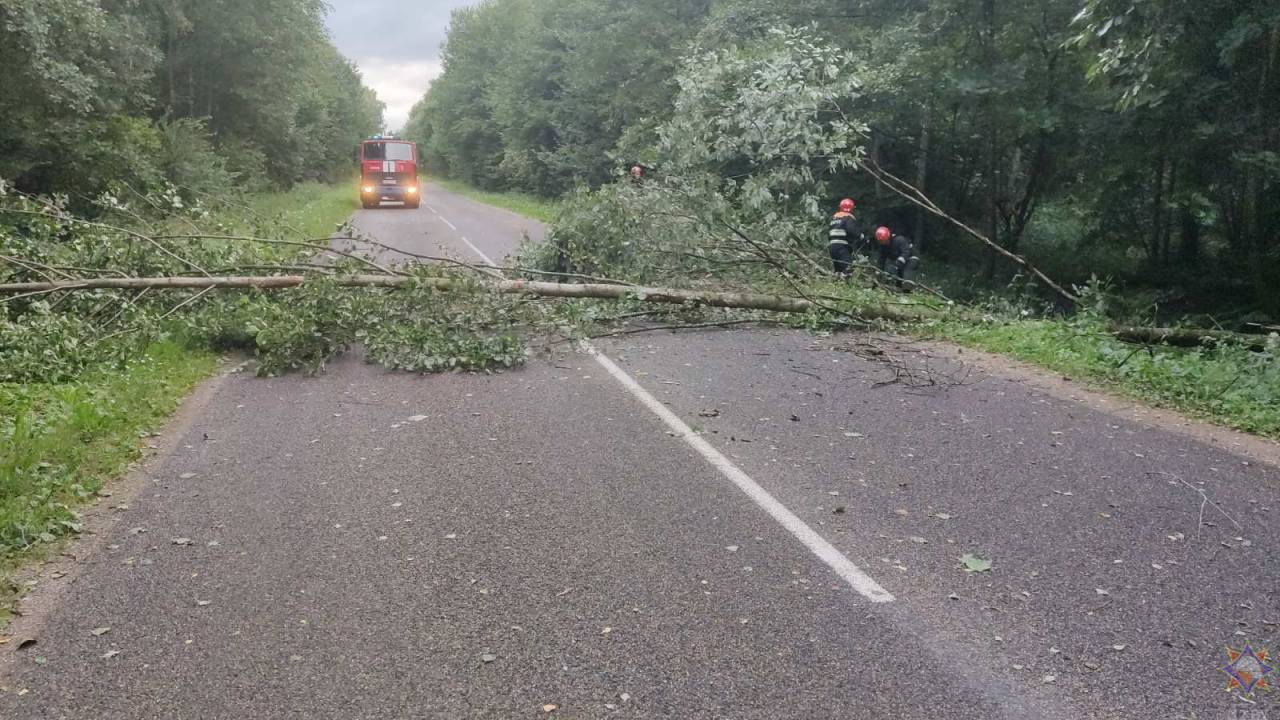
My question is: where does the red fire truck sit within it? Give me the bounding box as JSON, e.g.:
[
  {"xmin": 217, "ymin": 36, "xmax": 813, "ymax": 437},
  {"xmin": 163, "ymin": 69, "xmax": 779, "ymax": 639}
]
[{"xmin": 359, "ymin": 136, "xmax": 420, "ymax": 209}]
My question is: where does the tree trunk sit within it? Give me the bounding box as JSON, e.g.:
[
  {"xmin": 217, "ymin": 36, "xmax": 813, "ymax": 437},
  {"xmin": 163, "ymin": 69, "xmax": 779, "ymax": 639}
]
[
  {"xmin": 165, "ymin": 5, "xmax": 178, "ymax": 113},
  {"xmin": 1178, "ymin": 207, "xmax": 1200, "ymax": 267},
  {"xmin": 1110, "ymin": 325, "xmax": 1268, "ymax": 352},
  {"xmin": 915, "ymin": 101, "xmax": 932, "ymax": 252},
  {"xmin": 871, "ymin": 133, "xmax": 884, "ymax": 202},
  {"xmin": 981, "ymin": 0, "xmax": 1001, "ymax": 282},
  {"xmin": 1149, "ymin": 157, "xmax": 1165, "ymax": 265},
  {"xmin": 0, "ymin": 275, "xmax": 928, "ymax": 322},
  {"xmin": 1249, "ymin": 26, "xmax": 1280, "ymax": 314}
]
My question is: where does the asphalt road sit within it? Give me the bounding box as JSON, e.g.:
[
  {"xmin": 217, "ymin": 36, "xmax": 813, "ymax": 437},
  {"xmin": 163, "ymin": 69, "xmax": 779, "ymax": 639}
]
[{"xmin": 1, "ymin": 183, "xmax": 1277, "ymax": 719}]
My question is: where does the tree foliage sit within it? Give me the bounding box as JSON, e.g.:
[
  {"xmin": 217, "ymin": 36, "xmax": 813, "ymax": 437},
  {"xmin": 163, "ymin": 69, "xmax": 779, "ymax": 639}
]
[
  {"xmin": 0, "ymin": 0, "xmax": 385, "ymax": 202},
  {"xmin": 413, "ymin": 0, "xmax": 1280, "ymax": 319},
  {"xmin": 539, "ymin": 28, "xmax": 867, "ymax": 285}
]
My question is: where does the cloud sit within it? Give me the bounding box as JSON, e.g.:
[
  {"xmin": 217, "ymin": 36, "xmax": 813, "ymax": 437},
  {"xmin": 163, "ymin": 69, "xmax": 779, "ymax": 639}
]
[
  {"xmin": 325, "ymin": 0, "xmax": 477, "ymax": 130},
  {"xmin": 358, "ymin": 58, "xmax": 445, "ymax": 131}
]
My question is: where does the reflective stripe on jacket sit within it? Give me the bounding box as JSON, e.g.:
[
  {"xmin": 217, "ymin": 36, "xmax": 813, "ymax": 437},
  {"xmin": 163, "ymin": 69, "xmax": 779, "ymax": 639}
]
[{"xmin": 829, "ymin": 212, "xmax": 858, "ymax": 245}]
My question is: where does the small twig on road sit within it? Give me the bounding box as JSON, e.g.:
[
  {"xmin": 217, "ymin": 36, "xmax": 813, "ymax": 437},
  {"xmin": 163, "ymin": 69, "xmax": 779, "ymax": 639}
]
[
  {"xmin": 786, "ymin": 367, "xmax": 824, "ymax": 381},
  {"xmin": 1148, "ymin": 471, "xmax": 1243, "ymax": 538}
]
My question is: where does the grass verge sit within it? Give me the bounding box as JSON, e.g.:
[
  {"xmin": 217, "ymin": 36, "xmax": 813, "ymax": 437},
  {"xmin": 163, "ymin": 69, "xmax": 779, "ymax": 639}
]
[
  {"xmin": 922, "ymin": 317, "xmax": 1280, "ymax": 440},
  {"xmin": 424, "ymin": 175, "xmax": 560, "ymax": 224},
  {"xmin": 241, "ymin": 180, "xmax": 360, "ymax": 238},
  {"xmin": 0, "ymin": 180, "xmax": 357, "ymax": 628},
  {"xmin": 0, "ymin": 342, "xmax": 218, "ymax": 624}
]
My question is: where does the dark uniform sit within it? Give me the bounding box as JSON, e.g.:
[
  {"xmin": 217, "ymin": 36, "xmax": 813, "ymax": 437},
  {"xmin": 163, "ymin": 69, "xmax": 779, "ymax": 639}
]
[
  {"xmin": 877, "ymin": 234, "xmax": 919, "ymax": 288},
  {"xmin": 828, "ymin": 211, "xmax": 862, "ymax": 276}
]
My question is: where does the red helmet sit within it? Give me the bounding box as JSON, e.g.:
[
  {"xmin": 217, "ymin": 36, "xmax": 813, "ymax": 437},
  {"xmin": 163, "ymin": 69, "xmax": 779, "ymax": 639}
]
[
  {"xmin": 838, "ymin": 198, "xmax": 855, "ymax": 213},
  {"xmin": 875, "ymin": 226, "xmax": 892, "ymax": 244}
]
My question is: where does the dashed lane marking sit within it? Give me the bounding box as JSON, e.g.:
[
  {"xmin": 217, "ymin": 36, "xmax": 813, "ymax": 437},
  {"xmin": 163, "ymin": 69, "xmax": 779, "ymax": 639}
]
[
  {"xmin": 586, "ymin": 347, "xmax": 895, "ymax": 603},
  {"xmin": 453, "ymin": 233, "xmax": 894, "ymax": 604},
  {"xmin": 460, "ymin": 237, "xmax": 497, "ymax": 268}
]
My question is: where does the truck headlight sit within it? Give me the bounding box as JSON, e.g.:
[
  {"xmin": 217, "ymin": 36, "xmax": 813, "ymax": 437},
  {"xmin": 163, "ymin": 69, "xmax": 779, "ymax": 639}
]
[
  {"xmin": 406, "ymin": 186, "xmax": 418, "ymax": 195},
  {"xmin": 362, "ymin": 186, "xmax": 374, "ymax": 194}
]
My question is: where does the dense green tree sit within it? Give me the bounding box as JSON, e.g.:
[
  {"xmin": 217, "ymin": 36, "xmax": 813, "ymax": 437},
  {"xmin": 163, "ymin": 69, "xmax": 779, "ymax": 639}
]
[
  {"xmin": 1073, "ymin": 0, "xmax": 1280, "ymax": 311},
  {"xmin": 413, "ymin": 0, "xmax": 1280, "ymax": 317},
  {"xmin": 0, "ymin": 0, "xmax": 383, "ymax": 200},
  {"xmin": 404, "ymin": 0, "xmax": 713, "ymax": 195},
  {"xmin": 0, "ymin": 0, "xmax": 159, "ymax": 192}
]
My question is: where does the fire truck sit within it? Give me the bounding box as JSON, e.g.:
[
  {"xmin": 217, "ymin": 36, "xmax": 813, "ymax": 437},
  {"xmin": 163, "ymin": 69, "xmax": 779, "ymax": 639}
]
[{"xmin": 359, "ymin": 135, "xmax": 420, "ymax": 209}]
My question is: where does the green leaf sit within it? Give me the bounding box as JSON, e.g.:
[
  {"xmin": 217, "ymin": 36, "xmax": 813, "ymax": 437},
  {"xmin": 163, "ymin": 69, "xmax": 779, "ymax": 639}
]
[{"xmin": 960, "ymin": 554, "xmax": 993, "ymax": 573}]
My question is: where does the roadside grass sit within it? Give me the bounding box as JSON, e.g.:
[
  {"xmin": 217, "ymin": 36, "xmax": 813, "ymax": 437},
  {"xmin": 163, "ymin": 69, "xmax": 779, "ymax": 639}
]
[
  {"xmin": 0, "ymin": 342, "xmax": 218, "ymax": 624},
  {"xmin": 922, "ymin": 317, "xmax": 1280, "ymax": 440},
  {"xmin": 423, "ymin": 174, "xmax": 560, "ymax": 224},
  {"xmin": 0, "ymin": 180, "xmax": 357, "ymax": 628},
  {"xmin": 240, "ymin": 180, "xmax": 360, "ymax": 239}
]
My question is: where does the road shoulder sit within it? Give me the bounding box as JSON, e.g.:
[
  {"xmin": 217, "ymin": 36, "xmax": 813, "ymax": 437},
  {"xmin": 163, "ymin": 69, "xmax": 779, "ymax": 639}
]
[
  {"xmin": 923, "ymin": 339, "xmax": 1280, "ymax": 470},
  {"xmin": 0, "ymin": 360, "xmax": 241, "ymax": 668}
]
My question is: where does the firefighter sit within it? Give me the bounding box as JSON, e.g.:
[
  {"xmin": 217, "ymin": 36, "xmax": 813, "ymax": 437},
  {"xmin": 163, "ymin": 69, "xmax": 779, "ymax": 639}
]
[
  {"xmin": 873, "ymin": 226, "xmax": 920, "ymax": 289},
  {"xmin": 828, "ymin": 198, "xmax": 862, "ymax": 276}
]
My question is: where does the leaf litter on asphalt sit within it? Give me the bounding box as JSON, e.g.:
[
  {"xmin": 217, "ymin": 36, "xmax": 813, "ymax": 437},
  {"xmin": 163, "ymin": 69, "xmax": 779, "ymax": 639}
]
[{"xmin": 960, "ymin": 554, "xmax": 993, "ymax": 573}]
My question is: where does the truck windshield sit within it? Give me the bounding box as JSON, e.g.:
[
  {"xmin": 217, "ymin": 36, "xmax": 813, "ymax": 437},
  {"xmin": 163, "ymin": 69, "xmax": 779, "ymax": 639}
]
[{"xmin": 364, "ymin": 142, "xmax": 413, "ymax": 162}]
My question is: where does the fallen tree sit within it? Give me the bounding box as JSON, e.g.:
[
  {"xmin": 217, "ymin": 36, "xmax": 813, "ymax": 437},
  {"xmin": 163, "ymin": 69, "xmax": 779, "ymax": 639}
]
[
  {"xmin": 1108, "ymin": 325, "xmax": 1272, "ymax": 352},
  {"xmin": 6, "ymin": 275, "xmax": 1272, "ymax": 351},
  {"xmin": 0, "ymin": 274, "xmax": 932, "ymax": 323}
]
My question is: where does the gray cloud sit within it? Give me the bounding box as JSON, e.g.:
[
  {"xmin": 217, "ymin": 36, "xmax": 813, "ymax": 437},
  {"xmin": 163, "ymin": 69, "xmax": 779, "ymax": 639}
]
[{"xmin": 326, "ymin": 1, "xmax": 478, "ymax": 130}]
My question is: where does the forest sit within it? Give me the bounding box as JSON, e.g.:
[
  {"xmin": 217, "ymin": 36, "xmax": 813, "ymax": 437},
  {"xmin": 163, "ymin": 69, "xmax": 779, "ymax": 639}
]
[
  {"xmin": 405, "ymin": 0, "xmax": 1280, "ymax": 320},
  {"xmin": 0, "ymin": 0, "xmax": 384, "ymax": 202}
]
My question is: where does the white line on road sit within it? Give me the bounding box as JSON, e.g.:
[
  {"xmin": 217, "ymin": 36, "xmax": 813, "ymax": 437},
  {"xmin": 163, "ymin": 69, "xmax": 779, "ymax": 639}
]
[
  {"xmin": 460, "ymin": 237, "xmax": 497, "ymax": 268},
  {"xmin": 440, "ymin": 216, "xmax": 457, "ymax": 231},
  {"xmin": 425, "ymin": 204, "xmax": 439, "ymax": 215},
  {"xmin": 453, "ymin": 225, "xmax": 894, "ymax": 604},
  {"xmin": 587, "ymin": 348, "xmax": 895, "ymax": 604}
]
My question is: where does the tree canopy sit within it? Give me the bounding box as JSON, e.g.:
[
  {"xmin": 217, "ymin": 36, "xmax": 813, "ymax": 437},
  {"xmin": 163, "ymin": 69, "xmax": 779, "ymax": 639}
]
[
  {"xmin": 407, "ymin": 0, "xmax": 1280, "ymax": 317},
  {"xmin": 0, "ymin": 0, "xmax": 385, "ymax": 201}
]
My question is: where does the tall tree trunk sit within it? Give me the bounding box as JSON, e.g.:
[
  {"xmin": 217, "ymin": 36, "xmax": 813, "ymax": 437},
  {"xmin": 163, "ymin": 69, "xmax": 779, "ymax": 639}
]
[
  {"xmin": 915, "ymin": 101, "xmax": 933, "ymax": 252},
  {"xmin": 981, "ymin": 0, "xmax": 1000, "ymax": 282},
  {"xmin": 1178, "ymin": 208, "xmax": 1199, "ymax": 270},
  {"xmin": 1250, "ymin": 26, "xmax": 1280, "ymax": 313},
  {"xmin": 1149, "ymin": 157, "xmax": 1165, "ymax": 265},
  {"xmin": 166, "ymin": 10, "xmax": 177, "ymax": 113},
  {"xmin": 871, "ymin": 133, "xmax": 884, "ymax": 202}
]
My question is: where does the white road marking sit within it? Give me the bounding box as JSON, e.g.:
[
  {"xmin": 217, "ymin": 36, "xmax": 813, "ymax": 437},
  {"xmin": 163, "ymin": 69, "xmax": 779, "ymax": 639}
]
[
  {"xmin": 425, "ymin": 204, "xmax": 439, "ymax": 215},
  {"xmin": 452, "ymin": 216, "xmax": 894, "ymax": 604},
  {"xmin": 460, "ymin": 237, "xmax": 497, "ymax": 268},
  {"xmin": 440, "ymin": 216, "xmax": 458, "ymax": 231},
  {"xmin": 587, "ymin": 348, "xmax": 895, "ymax": 604}
]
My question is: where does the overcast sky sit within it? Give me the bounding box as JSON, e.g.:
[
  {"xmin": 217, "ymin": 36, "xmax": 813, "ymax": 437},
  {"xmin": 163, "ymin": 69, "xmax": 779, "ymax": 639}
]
[{"xmin": 325, "ymin": 1, "xmax": 478, "ymax": 131}]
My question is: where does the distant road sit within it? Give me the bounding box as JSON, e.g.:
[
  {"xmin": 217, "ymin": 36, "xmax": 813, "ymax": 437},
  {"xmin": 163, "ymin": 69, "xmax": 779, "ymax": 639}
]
[{"xmin": 2, "ymin": 182, "xmax": 1276, "ymax": 719}]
